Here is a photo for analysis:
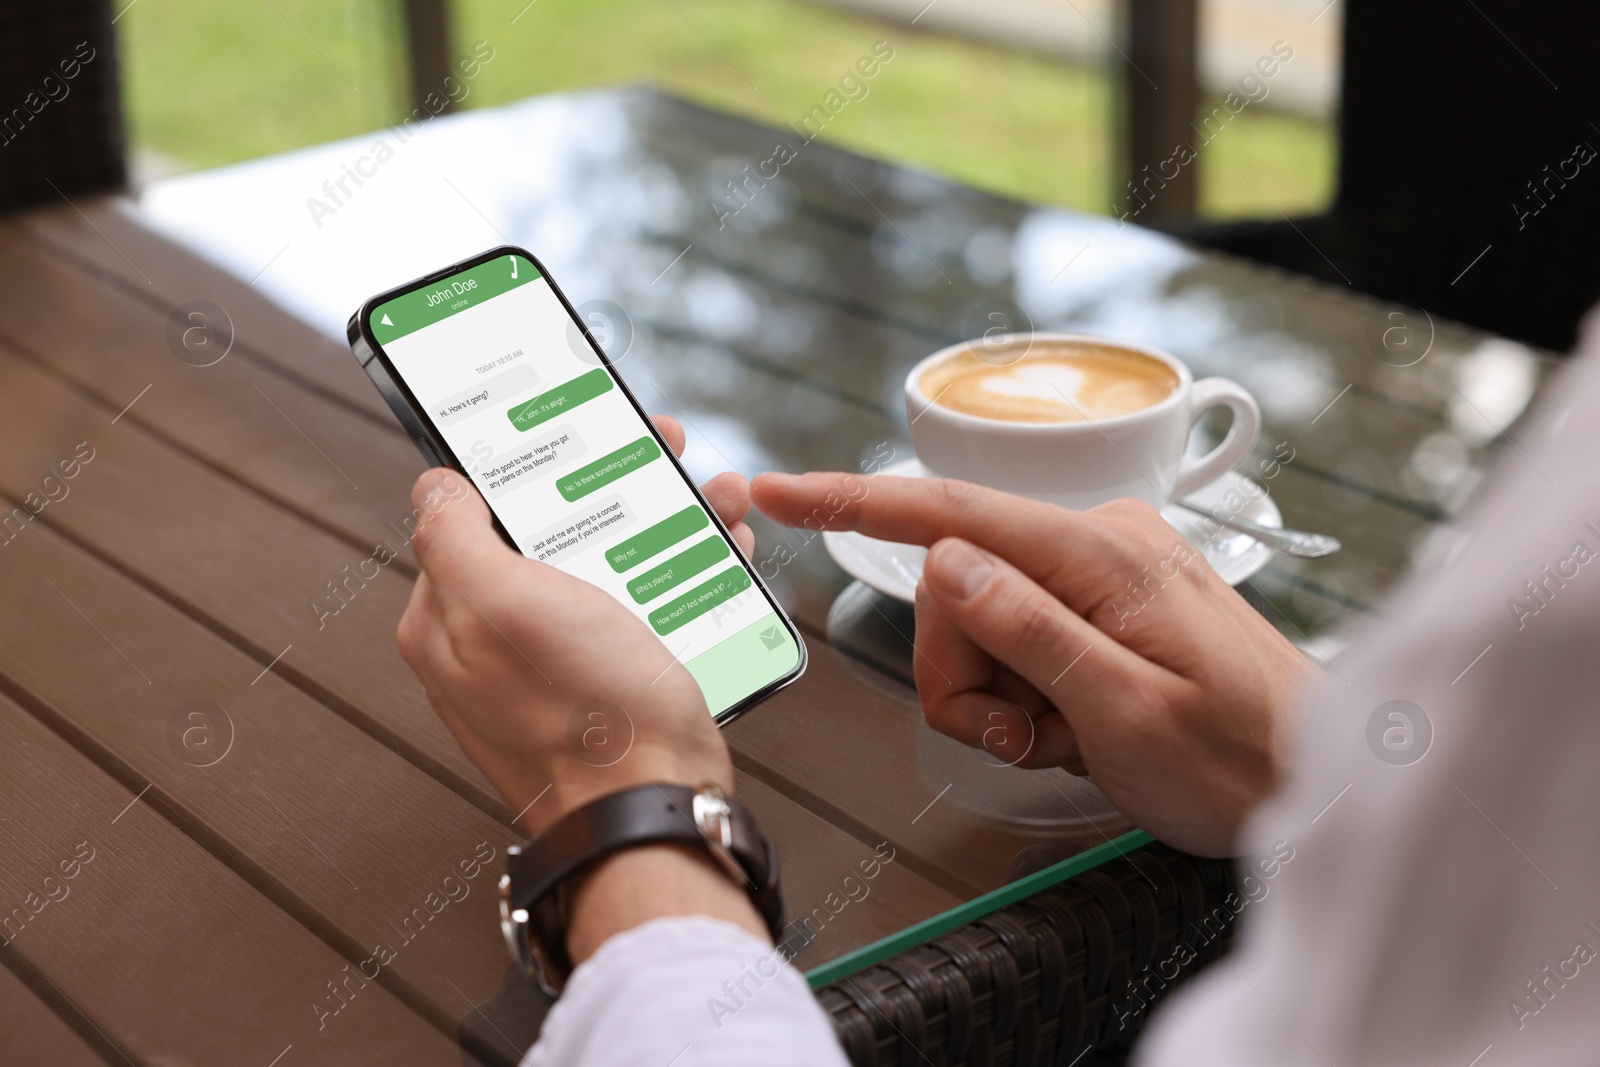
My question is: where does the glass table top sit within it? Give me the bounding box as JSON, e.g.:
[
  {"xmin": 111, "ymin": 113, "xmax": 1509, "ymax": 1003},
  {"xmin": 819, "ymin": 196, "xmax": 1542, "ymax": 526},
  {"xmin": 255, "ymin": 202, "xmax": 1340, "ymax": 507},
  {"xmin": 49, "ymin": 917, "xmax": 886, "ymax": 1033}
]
[{"xmin": 129, "ymin": 85, "xmax": 1561, "ymax": 981}]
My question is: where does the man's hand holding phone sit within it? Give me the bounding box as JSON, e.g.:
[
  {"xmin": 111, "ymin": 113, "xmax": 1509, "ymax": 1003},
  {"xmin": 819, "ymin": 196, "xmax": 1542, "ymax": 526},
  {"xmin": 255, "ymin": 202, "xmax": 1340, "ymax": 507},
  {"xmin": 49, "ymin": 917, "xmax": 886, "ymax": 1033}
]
[
  {"xmin": 356, "ymin": 247, "xmax": 804, "ymax": 970},
  {"xmin": 399, "ymin": 416, "xmax": 771, "ymax": 962},
  {"xmin": 398, "ymin": 416, "xmax": 750, "ymax": 833}
]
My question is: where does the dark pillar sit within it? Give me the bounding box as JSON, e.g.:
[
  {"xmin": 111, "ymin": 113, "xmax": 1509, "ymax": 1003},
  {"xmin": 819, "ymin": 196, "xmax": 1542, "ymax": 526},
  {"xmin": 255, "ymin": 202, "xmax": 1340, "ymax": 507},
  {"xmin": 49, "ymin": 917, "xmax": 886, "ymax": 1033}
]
[
  {"xmin": 402, "ymin": 0, "xmax": 454, "ymax": 115},
  {"xmin": 1120, "ymin": 0, "xmax": 1199, "ymax": 222},
  {"xmin": 0, "ymin": 0, "xmax": 126, "ymax": 212}
]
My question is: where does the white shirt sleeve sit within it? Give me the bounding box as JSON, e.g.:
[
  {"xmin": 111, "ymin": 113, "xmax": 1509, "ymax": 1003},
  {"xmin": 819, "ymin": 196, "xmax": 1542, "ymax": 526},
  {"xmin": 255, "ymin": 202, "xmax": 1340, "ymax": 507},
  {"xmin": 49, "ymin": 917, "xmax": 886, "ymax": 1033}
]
[
  {"xmin": 522, "ymin": 916, "xmax": 850, "ymax": 1067},
  {"xmin": 1138, "ymin": 316, "xmax": 1600, "ymax": 1065}
]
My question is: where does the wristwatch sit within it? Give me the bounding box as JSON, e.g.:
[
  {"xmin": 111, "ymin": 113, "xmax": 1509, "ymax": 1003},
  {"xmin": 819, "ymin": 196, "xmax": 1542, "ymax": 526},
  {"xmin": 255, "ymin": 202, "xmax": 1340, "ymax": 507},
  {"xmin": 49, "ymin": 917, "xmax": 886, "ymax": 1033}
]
[{"xmin": 498, "ymin": 782, "xmax": 784, "ymax": 995}]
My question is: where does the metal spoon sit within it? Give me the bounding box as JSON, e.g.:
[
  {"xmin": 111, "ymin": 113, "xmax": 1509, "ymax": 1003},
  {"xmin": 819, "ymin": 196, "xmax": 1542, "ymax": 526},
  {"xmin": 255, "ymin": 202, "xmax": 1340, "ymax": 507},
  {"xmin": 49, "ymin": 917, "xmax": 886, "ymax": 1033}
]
[{"xmin": 1172, "ymin": 501, "xmax": 1342, "ymax": 558}]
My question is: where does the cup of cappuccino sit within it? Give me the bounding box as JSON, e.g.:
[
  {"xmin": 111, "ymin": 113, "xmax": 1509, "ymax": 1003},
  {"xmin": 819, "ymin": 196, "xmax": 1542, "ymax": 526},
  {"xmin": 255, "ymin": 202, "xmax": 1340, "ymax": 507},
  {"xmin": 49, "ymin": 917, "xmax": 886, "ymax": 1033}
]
[{"xmin": 904, "ymin": 333, "xmax": 1260, "ymax": 510}]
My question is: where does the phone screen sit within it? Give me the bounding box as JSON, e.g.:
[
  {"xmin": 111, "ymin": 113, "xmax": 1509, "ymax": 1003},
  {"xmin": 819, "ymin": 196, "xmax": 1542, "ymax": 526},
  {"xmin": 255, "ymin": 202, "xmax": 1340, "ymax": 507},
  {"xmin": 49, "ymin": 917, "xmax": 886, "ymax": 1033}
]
[{"xmin": 362, "ymin": 250, "xmax": 802, "ymax": 720}]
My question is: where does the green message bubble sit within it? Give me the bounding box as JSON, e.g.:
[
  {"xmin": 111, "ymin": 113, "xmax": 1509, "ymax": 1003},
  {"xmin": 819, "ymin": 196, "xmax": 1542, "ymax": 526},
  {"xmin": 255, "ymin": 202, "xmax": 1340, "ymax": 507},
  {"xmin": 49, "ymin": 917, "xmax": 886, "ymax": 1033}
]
[
  {"xmin": 648, "ymin": 566, "xmax": 752, "ymax": 635},
  {"xmin": 626, "ymin": 536, "xmax": 731, "ymax": 604},
  {"xmin": 557, "ymin": 436, "xmax": 661, "ymax": 502},
  {"xmin": 506, "ymin": 369, "xmax": 612, "ymax": 432},
  {"xmin": 605, "ymin": 506, "xmax": 709, "ymax": 573}
]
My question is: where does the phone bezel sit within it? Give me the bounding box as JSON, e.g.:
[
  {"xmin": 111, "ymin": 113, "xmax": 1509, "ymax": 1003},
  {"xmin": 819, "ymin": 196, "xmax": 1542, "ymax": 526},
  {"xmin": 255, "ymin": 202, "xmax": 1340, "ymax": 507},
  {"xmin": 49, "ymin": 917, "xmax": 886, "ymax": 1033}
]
[{"xmin": 349, "ymin": 243, "xmax": 807, "ymax": 727}]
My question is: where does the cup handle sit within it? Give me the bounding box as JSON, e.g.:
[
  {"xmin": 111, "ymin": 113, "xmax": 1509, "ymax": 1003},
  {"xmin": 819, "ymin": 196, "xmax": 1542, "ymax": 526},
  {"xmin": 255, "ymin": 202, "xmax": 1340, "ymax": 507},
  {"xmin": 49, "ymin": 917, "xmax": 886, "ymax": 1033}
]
[{"xmin": 1172, "ymin": 378, "xmax": 1261, "ymax": 499}]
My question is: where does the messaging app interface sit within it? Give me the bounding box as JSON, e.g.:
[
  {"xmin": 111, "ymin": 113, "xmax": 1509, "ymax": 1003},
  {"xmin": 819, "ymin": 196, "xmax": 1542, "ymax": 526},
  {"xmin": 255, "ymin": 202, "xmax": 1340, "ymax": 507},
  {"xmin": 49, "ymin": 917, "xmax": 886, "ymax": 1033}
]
[{"xmin": 373, "ymin": 254, "xmax": 799, "ymax": 717}]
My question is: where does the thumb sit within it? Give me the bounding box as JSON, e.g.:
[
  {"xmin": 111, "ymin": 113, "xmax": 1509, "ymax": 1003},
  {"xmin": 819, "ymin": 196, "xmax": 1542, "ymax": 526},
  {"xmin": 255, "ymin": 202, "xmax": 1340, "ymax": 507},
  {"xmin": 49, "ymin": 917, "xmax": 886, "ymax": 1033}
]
[
  {"xmin": 406, "ymin": 469, "xmax": 646, "ymax": 654},
  {"xmin": 920, "ymin": 537, "xmax": 1154, "ymax": 721},
  {"xmin": 408, "ymin": 468, "xmax": 520, "ymax": 596}
]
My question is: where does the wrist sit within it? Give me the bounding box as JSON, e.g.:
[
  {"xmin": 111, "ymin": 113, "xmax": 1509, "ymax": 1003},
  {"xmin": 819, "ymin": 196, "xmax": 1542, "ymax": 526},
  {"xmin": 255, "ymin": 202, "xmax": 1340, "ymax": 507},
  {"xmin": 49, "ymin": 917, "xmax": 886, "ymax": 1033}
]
[
  {"xmin": 563, "ymin": 842, "xmax": 768, "ymax": 966},
  {"xmin": 498, "ymin": 782, "xmax": 784, "ymax": 991},
  {"xmin": 498, "ymin": 743, "xmax": 735, "ymax": 836}
]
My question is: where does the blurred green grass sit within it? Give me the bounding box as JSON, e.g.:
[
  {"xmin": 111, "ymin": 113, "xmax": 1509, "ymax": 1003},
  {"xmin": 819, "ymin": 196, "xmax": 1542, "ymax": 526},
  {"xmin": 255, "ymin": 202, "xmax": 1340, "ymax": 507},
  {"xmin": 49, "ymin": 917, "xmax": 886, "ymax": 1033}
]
[{"xmin": 119, "ymin": 0, "xmax": 1332, "ymax": 218}]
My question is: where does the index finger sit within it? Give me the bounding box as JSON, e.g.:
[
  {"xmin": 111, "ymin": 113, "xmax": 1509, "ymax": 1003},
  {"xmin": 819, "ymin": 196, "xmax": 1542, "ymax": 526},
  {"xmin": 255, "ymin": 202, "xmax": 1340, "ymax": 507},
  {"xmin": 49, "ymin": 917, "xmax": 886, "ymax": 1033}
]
[{"xmin": 751, "ymin": 471, "xmax": 1122, "ymax": 578}]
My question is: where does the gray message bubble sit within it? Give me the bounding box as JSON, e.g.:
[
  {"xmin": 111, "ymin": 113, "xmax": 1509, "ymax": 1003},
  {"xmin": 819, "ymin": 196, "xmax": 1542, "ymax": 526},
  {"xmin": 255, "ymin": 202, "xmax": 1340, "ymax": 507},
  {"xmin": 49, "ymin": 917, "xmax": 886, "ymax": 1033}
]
[
  {"xmin": 472, "ymin": 425, "xmax": 589, "ymax": 498},
  {"xmin": 430, "ymin": 363, "xmax": 541, "ymax": 427},
  {"xmin": 521, "ymin": 493, "xmax": 637, "ymax": 564}
]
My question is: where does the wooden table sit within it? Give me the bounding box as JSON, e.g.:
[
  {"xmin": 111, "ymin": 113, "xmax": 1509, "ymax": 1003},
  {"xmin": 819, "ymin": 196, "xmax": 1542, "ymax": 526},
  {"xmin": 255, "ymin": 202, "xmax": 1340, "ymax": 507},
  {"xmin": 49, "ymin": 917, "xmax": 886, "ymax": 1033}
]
[{"xmin": 0, "ymin": 89, "xmax": 1558, "ymax": 1065}]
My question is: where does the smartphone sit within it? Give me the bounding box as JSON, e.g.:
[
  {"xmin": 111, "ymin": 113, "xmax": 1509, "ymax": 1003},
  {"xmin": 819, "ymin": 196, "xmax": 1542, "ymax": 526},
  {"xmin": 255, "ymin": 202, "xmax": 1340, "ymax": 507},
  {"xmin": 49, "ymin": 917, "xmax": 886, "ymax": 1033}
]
[{"xmin": 347, "ymin": 245, "xmax": 805, "ymax": 725}]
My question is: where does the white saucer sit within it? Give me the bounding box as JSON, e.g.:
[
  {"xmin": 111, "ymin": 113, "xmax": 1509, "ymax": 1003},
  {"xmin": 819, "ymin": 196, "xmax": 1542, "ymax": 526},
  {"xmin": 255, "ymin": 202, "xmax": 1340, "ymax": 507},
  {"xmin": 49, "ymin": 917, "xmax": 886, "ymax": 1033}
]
[{"xmin": 822, "ymin": 458, "xmax": 1279, "ymax": 603}]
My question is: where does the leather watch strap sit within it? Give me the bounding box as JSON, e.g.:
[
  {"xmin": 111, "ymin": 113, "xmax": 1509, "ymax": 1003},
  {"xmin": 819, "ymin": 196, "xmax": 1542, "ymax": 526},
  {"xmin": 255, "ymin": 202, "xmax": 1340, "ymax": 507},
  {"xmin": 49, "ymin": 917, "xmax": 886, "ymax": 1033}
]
[{"xmin": 500, "ymin": 783, "xmax": 783, "ymax": 992}]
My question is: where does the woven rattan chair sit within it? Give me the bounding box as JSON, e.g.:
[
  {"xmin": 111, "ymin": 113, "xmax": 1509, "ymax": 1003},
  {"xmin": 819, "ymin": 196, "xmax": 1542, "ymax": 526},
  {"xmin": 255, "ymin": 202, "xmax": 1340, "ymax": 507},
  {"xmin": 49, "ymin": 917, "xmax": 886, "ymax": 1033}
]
[{"xmin": 817, "ymin": 844, "xmax": 1238, "ymax": 1067}]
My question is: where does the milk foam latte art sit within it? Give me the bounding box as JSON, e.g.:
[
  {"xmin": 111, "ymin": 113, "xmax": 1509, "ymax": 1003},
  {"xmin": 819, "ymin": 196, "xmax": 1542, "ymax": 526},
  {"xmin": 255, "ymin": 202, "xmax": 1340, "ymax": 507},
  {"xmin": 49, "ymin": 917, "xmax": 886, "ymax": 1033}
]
[
  {"xmin": 918, "ymin": 343, "xmax": 1180, "ymax": 423},
  {"xmin": 904, "ymin": 333, "xmax": 1261, "ymax": 510}
]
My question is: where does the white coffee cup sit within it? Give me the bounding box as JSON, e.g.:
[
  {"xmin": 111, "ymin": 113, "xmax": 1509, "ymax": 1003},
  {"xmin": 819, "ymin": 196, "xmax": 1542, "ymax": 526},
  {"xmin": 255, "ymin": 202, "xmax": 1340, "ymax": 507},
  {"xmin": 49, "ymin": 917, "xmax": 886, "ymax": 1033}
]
[{"xmin": 903, "ymin": 332, "xmax": 1260, "ymax": 510}]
